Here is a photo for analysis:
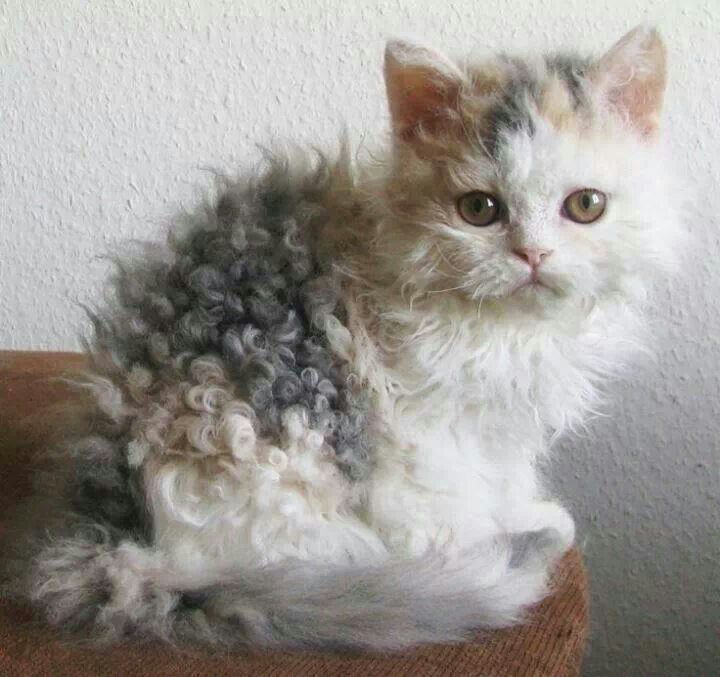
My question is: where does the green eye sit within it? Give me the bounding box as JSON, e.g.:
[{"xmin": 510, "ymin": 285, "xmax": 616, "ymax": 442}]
[
  {"xmin": 563, "ymin": 189, "xmax": 607, "ymax": 224},
  {"xmin": 457, "ymin": 191, "xmax": 502, "ymax": 227}
]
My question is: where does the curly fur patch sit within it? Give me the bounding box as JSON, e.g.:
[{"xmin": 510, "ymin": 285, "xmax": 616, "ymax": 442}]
[{"xmin": 89, "ymin": 157, "xmax": 373, "ymax": 482}]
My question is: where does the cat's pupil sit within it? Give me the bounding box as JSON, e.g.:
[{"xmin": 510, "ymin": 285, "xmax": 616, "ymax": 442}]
[
  {"xmin": 581, "ymin": 193, "xmax": 592, "ymax": 210},
  {"xmin": 474, "ymin": 198, "xmax": 485, "ymax": 213}
]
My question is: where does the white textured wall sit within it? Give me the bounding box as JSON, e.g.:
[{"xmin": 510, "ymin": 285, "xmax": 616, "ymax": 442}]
[{"xmin": 1, "ymin": 1, "xmax": 718, "ymax": 673}]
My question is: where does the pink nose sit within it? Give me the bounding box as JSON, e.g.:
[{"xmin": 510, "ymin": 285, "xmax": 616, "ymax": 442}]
[{"xmin": 513, "ymin": 247, "xmax": 553, "ymax": 268}]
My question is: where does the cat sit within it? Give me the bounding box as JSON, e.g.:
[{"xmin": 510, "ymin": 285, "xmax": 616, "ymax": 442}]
[{"xmin": 2, "ymin": 25, "xmax": 680, "ymax": 651}]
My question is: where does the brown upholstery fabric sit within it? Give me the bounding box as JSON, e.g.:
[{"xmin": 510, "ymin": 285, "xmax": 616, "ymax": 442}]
[{"xmin": 0, "ymin": 351, "xmax": 588, "ymax": 676}]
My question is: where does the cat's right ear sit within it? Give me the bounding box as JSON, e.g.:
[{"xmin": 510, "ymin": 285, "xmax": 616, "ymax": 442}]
[{"xmin": 384, "ymin": 41, "xmax": 465, "ymax": 144}]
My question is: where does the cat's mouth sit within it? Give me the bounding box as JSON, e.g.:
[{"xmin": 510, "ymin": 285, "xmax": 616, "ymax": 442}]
[{"xmin": 509, "ymin": 275, "xmax": 552, "ymax": 296}]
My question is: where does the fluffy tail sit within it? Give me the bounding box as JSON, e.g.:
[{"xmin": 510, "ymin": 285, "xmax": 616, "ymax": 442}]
[{"xmin": 23, "ymin": 526, "xmax": 565, "ymax": 651}]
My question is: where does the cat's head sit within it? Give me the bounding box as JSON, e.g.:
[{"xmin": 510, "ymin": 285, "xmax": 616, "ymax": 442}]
[{"xmin": 377, "ymin": 26, "xmax": 680, "ymax": 320}]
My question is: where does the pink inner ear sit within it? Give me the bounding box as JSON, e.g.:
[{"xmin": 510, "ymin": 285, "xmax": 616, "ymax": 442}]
[
  {"xmin": 384, "ymin": 44, "xmax": 464, "ymax": 142},
  {"xmin": 607, "ymin": 76, "xmax": 665, "ymax": 137},
  {"xmin": 393, "ymin": 78, "xmax": 460, "ymax": 141},
  {"xmin": 591, "ymin": 27, "xmax": 667, "ymax": 137}
]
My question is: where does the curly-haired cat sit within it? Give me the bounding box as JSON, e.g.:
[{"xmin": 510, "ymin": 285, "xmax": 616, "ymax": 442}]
[{"xmin": 2, "ymin": 25, "xmax": 680, "ymax": 650}]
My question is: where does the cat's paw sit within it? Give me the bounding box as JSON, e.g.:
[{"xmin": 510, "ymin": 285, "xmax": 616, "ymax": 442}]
[
  {"xmin": 504, "ymin": 501, "xmax": 575, "ymax": 559},
  {"xmin": 507, "ymin": 527, "xmax": 568, "ymax": 570},
  {"xmin": 533, "ymin": 501, "xmax": 576, "ymax": 552}
]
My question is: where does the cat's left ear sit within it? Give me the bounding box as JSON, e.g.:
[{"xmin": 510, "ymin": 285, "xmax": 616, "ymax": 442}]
[
  {"xmin": 589, "ymin": 25, "xmax": 667, "ymax": 138},
  {"xmin": 384, "ymin": 40, "xmax": 466, "ymax": 143}
]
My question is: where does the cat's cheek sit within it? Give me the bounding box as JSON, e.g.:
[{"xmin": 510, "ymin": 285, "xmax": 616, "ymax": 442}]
[{"xmin": 560, "ymin": 224, "xmax": 611, "ymax": 272}]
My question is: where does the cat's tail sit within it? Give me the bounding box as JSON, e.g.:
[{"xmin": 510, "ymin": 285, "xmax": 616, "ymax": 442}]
[{"xmin": 23, "ymin": 525, "xmax": 567, "ymax": 651}]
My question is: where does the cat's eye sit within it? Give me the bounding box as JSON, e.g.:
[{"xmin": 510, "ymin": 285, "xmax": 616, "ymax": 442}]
[
  {"xmin": 457, "ymin": 191, "xmax": 502, "ymax": 227},
  {"xmin": 563, "ymin": 189, "xmax": 607, "ymax": 224}
]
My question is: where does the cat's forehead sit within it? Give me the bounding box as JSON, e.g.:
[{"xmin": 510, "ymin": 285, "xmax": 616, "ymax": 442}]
[
  {"xmin": 447, "ymin": 54, "xmax": 610, "ymax": 193},
  {"xmin": 463, "ymin": 53, "xmax": 593, "ymax": 159}
]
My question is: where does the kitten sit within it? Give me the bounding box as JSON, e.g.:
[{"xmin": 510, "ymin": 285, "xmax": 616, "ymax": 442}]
[{"xmin": 4, "ymin": 25, "xmax": 680, "ymax": 651}]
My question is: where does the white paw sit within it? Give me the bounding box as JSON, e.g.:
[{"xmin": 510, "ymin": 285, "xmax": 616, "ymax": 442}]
[
  {"xmin": 504, "ymin": 501, "xmax": 576, "ymax": 556},
  {"xmin": 534, "ymin": 501, "xmax": 575, "ymax": 551}
]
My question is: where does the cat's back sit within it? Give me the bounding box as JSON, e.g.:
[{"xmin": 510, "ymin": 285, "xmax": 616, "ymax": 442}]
[
  {"xmin": 39, "ymin": 155, "xmax": 385, "ymax": 574},
  {"xmin": 86, "ymin": 155, "xmax": 372, "ymax": 480}
]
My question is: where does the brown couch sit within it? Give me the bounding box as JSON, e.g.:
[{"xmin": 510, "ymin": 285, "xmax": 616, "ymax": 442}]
[{"xmin": 0, "ymin": 351, "xmax": 588, "ymax": 676}]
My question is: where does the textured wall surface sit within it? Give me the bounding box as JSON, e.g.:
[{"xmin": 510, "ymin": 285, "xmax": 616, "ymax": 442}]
[{"xmin": 1, "ymin": 1, "xmax": 718, "ymax": 673}]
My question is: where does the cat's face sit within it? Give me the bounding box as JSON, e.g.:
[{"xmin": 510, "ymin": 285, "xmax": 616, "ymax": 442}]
[{"xmin": 380, "ymin": 27, "xmax": 680, "ymax": 318}]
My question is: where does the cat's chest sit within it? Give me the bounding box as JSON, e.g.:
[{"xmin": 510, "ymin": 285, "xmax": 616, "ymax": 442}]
[
  {"xmin": 382, "ymin": 346, "xmax": 546, "ymax": 449},
  {"xmin": 397, "ymin": 388, "xmax": 544, "ymax": 464},
  {"xmin": 368, "ymin": 389, "xmax": 543, "ymax": 554}
]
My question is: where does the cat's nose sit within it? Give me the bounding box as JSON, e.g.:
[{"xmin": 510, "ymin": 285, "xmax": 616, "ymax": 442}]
[{"xmin": 512, "ymin": 247, "xmax": 553, "ymax": 268}]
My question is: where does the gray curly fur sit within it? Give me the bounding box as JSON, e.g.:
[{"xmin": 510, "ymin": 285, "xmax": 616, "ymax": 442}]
[
  {"xmin": 2, "ymin": 154, "xmax": 378, "ymax": 635},
  {"xmin": 91, "ymin": 155, "xmax": 373, "ymax": 481}
]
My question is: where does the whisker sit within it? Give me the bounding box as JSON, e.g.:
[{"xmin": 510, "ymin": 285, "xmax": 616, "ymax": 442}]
[
  {"xmin": 476, "ymin": 294, "xmax": 487, "ymax": 319},
  {"xmin": 434, "ymin": 243, "xmax": 473, "ymax": 276},
  {"xmin": 426, "ymin": 280, "xmax": 477, "ymax": 296}
]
